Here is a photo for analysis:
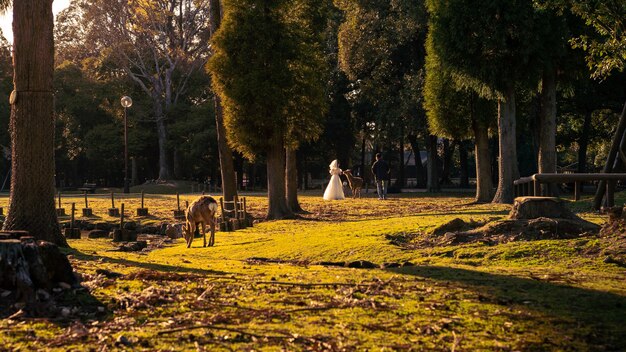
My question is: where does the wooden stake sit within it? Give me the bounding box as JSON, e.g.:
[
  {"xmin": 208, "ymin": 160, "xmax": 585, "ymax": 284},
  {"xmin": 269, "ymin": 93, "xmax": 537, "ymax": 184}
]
[
  {"xmin": 243, "ymin": 197, "xmax": 248, "ymax": 220},
  {"xmin": 58, "ymin": 191, "xmax": 61, "ymax": 208},
  {"xmin": 111, "ymin": 192, "xmax": 115, "ymax": 208},
  {"xmin": 177, "ymin": 193, "xmax": 181, "ymax": 211},
  {"xmin": 141, "ymin": 191, "xmax": 145, "ymax": 208},
  {"xmin": 120, "ymin": 203, "xmax": 125, "ymax": 229},
  {"xmin": 84, "ymin": 192, "xmax": 88, "ymax": 208},
  {"xmin": 71, "ymin": 203, "xmax": 75, "ymax": 229}
]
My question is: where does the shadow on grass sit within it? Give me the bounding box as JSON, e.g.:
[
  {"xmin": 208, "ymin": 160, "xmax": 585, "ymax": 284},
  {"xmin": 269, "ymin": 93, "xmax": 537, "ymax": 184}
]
[
  {"xmin": 64, "ymin": 248, "xmax": 230, "ymax": 276},
  {"xmin": 392, "ymin": 265, "xmax": 626, "ymax": 349}
]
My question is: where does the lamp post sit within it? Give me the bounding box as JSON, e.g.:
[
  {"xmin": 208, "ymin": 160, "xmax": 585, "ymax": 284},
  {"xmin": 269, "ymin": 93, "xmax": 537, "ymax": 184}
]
[{"xmin": 121, "ymin": 96, "xmax": 133, "ymax": 193}]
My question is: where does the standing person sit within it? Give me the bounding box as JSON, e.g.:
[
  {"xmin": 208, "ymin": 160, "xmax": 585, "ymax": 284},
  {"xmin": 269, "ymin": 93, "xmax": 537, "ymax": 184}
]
[
  {"xmin": 323, "ymin": 160, "xmax": 345, "ymax": 200},
  {"xmin": 371, "ymin": 153, "xmax": 390, "ymax": 200}
]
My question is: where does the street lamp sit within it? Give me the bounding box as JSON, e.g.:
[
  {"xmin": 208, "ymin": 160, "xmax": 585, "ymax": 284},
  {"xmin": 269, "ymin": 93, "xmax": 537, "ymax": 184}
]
[{"xmin": 121, "ymin": 96, "xmax": 133, "ymax": 193}]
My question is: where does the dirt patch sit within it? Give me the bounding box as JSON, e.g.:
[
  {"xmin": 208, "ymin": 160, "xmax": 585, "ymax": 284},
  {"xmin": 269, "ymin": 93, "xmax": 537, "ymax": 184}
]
[
  {"xmin": 391, "ymin": 214, "xmax": 600, "ymax": 249},
  {"xmin": 595, "ymin": 214, "xmax": 626, "ymax": 266}
]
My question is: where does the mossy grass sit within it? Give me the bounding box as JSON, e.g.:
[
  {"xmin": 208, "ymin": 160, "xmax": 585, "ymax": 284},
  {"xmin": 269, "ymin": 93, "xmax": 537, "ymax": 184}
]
[{"xmin": 1, "ymin": 191, "xmax": 625, "ymax": 350}]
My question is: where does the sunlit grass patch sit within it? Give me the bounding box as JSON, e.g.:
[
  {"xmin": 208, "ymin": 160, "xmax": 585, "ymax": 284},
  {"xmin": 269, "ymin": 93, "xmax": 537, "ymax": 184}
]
[{"xmin": 1, "ymin": 191, "xmax": 625, "ymax": 350}]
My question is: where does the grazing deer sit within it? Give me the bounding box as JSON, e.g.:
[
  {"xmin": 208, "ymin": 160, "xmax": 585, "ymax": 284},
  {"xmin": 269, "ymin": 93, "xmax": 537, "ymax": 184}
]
[
  {"xmin": 184, "ymin": 196, "xmax": 218, "ymax": 248},
  {"xmin": 343, "ymin": 170, "xmax": 363, "ymax": 198}
]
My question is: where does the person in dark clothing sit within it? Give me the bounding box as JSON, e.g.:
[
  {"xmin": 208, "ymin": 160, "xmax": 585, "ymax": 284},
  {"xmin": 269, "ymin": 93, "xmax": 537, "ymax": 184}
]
[{"xmin": 371, "ymin": 153, "xmax": 390, "ymax": 200}]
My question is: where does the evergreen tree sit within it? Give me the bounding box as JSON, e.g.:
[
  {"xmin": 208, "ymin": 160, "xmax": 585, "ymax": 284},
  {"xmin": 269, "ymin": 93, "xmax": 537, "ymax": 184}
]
[
  {"xmin": 208, "ymin": 0, "xmax": 327, "ymax": 219},
  {"xmin": 424, "ymin": 45, "xmax": 496, "ymax": 202},
  {"xmin": 427, "ymin": 0, "xmax": 543, "ymax": 203}
]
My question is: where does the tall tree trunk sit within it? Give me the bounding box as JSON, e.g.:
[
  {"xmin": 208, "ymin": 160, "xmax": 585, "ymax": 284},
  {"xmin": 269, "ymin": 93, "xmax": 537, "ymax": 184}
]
[
  {"xmin": 459, "ymin": 140, "xmax": 470, "ymax": 188},
  {"xmin": 538, "ymin": 69, "xmax": 557, "ymax": 194},
  {"xmin": 4, "ymin": 0, "xmax": 67, "ymax": 247},
  {"xmin": 426, "ymin": 134, "xmax": 440, "ymax": 192},
  {"xmin": 492, "ymin": 86, "xmax": 517, "ymax": 204},
  {"xmin": 396, "ymin": 134, "xmax": 405, "ymax": 188},
  {"xmin": 440, "ymin": 139, "xmax": 454, "ymax": 185},
  {"xmin": 360, "ymin": 135, "xmax": 367, "ymax": 184},
  {"xmin": 577, "ymin": 111, "xmax": 592, "ymax": 174},
  {"xmin": 266, "ymin": 141, "xmax": 293, "ymax": 220},
  {"xmin": 285, "ymin": 148, "xmax": 302, "ymax": 212},
  {"xmin": 155, "ymin": 101, "xmax": 171, "ymax": 180},
  {"xmin": 408, "ymin": 134, "xmax": 426, "ymax": 188},
  {"xmin": 472, "ymin": 119, "xmax": 493, "ymax": 202},
  {"xmin": 209, "ymin": 0, "xmax": 237, "ymax": 209}
]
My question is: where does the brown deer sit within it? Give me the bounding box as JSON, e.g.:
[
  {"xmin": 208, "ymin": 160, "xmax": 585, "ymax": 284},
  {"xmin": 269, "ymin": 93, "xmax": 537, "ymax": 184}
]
[
  {"xmin": 184, "ymin": 196, "xmax": 218, "ymax": 248},
  {"xmin": 343, "ymin": 169, "xmax": 363, "ymax": 198}
]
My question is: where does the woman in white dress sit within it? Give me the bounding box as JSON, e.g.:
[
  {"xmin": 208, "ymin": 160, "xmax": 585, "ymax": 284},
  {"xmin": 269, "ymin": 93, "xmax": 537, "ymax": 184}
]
[{"xmin": 323, "ymin": 159, "xmax": 345, "ymax": 200}]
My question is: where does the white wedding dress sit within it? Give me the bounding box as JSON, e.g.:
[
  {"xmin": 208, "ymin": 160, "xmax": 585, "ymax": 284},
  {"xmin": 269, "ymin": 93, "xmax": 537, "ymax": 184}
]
[{"xmin": 323, "ymin": 160, "xmax": 345, "ymax": 200}]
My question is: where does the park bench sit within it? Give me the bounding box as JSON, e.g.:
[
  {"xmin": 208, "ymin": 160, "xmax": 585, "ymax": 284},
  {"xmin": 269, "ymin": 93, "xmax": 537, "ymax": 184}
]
[{"xmin": 78, "ymin": 182, "xmax": 97, "ymax": 193}]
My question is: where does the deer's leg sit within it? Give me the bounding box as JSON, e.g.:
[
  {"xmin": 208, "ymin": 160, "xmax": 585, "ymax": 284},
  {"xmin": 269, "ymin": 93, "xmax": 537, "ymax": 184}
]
[
  {"xmin": 209, "ymin": 215, "xmax": 216, "ymax": 246},
  {"xmin": 186, "ymin": 223, "xmax": 193, "ymax": 248},
  {"xmin": 201, "ymin": 221, "xmax": 207, "ymax": 247}
]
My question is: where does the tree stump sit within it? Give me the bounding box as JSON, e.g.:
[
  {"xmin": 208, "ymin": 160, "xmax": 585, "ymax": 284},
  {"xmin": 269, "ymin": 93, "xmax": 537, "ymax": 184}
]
[
  {"xmin": 0, "ymin": 237, "xmax": 76, "ymax": 316},
  {"xmin": 510, "ymin": 197, "xmax": 578, "ymax": 220}
]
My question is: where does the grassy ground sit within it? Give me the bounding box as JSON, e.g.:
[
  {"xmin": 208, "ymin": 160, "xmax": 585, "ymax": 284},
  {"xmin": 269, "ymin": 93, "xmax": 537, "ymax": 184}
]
[{"xmin": 1, "ymin": 190, "xmax": 625, "ymax": 351}]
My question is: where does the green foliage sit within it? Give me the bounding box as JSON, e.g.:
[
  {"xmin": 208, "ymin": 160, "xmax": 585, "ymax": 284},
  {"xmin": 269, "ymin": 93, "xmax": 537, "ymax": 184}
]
[
  {"xmin": 426, "ymin": 0, "xmax": 543, "ymax": 99},
  {"xmin": 564, "ymin": 0, "xmax": 626, "ymax": 78},
  {"xmin": 208, "ymin": 0, "xmax": 328, "ymax": 158},
  {"xmin": 335, "ymin": 0, "xmax": 428, "ymax": 144}
]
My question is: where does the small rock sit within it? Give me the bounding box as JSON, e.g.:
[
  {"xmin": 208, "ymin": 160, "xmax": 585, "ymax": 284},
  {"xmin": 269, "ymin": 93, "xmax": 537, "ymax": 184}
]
[
  {"xmin": 36, "ymin": 289, "xmax": 51, "ymax": 301},
  {"xmin": 61, "ymin": 307, "xmax": 71, "ymax": 317},
  {"xmin": 87, "ymin": 230, "xmax": 109, "ymax": 239},
  {"xmin": 59, "ymin": 282, "xmax": 72, "ymax": 290},
  {"xmin": 0, "ymin": 290, "xmax": 11, "ymax": 298},
  {"xmin": 123, "ymin": 222, "xmax": 137, "ymax": 231},
  {"xmin": 140, "ymin": 226, "xmax": 158, "ymax": 234},
  {"xmin": 402, "ymin": 261, "xmax": 415, "ymax": 267},
  {"xmin": 52, "ymin": 288, "xmax": 62, "ymax": 294},
  {"xmin": 97, "ymin": 306, "xmax": 105, "ymax": 313},
  {"xmin": 116, "ymin": 335, "xmax": 131, "ymax": 346}
]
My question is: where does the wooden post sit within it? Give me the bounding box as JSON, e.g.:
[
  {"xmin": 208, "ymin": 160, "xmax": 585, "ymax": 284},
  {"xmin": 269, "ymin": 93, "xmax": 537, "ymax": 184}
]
[
  {"xmin": 56, "ymin": 191, "xmax": 65, "ymax": 216},
  {"xmin": 108, "ymin": 192, "xmax": 120, "ymax": 217},
  {"xmin": 82, "ymin": 192, "xmax": 93, "ymax": 216},
  {"xmin": 220, "ymin": 197, "xmax": 225, "ymax": 218},
  {"xmin": 173, "ymin": 193, "xmax": 185, "ymax": 219},
  {"xmin": 533, "ymin": 180, "xmax": 540, "ymax": 196},
  {"xmin": 137, "ymin": 191, "xmax": 149, "ymax": 216},
  {"xmin": 607, "ymin": 180, "xmax": 616, "ymax": 207},
  {"xmin": 234, "ymin": 195, "xmax": 240, "ymax": 220},
  {"xmin": 120, "ymin": 203, "xmax": 125, "ymax": 230},
  {"xmin": 594, "ymin": 102, "xmax": 626, "ymax": 209},
  {"xmin": 243, "ymin": 197, "xmax": 247, "ymax": 222},
  {"xmin": 574, "ymin": 181, "xmax": 580, "ymax": 201},
  {"xmin": 71, "ymin": 203, "xmax": 75, "ymax": 229}
]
